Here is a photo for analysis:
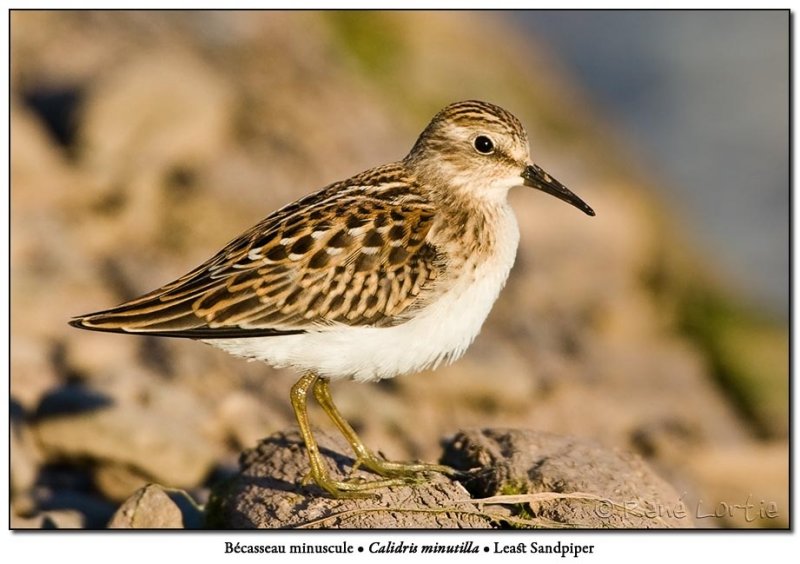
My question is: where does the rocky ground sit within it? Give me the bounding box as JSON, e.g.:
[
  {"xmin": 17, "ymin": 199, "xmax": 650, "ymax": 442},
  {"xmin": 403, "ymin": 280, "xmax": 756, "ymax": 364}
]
[
  {"xmin": 204, "ymin": 429, "xmax": 693, "ymax": 529},
  {"xmin": 10, "ymin": 11, "xmax": 788, "ymax": 529}
]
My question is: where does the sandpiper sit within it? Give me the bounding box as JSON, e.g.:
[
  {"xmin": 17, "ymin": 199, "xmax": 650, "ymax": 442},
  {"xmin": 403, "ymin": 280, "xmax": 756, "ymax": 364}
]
[{"xmin": 70, "ymin": 100, "xmax": 595, "ymax": 497}]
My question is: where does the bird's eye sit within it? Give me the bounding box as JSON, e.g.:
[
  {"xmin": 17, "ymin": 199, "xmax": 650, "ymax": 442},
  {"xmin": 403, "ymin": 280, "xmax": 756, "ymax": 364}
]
[{"xmin": 473, "ymin": 135, "xmax": 495, "ymax": 155}]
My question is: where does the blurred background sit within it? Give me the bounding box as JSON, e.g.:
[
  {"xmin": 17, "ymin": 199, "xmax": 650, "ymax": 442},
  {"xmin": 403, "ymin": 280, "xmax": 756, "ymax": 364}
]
[
  {"xmin": 10, "ymin": 10, "xmax": 788, "ymax": 528},
  {"xmin": 518, "ymin": 11, "xmax": 788, "ymax": 317}
]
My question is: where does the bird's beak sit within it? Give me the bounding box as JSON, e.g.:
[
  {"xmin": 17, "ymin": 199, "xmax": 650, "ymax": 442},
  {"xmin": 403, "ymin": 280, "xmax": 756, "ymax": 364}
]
[{"xmin": 521, "ymin": 164, "xmax": 595, "ymax": 216}]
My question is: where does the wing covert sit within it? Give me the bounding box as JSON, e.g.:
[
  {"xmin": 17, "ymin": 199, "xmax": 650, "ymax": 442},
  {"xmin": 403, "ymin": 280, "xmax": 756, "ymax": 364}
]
[{"xmin": 70, "ymin": 173, "xmax": 446, "ymax": 338}]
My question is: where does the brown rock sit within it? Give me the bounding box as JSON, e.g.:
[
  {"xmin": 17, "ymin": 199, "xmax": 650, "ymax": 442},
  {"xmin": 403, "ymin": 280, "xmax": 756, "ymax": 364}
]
[
  {"xmin": 442, "ymin": 428, "xmax": 693, "ymax": 528},
  {"xmin": 215, "ymin": 390, "xmax": 284, "ymax": 450},
  {"xmin": 208, "ymin": 427, "xmax": 692, "ymax": 529},
  {"xmin": 10, "ymin": 338, "xmax": 60, "ymax": 411},
  {"xmin": 684, "ymin": 443, "xmax": 788, "ymax": 528},
  {"xmin": 10, "ymin": 408, "xmax": 40, "ymax": 504},
  {"xmin": 34, "ymin": 385, "xmax": 217, "ymax": 489},
  {"xmin": 93, "ymin": 462, "xmax": 152, "ymax": 503},
  {"xmin": 207, "ymin": 429, "xmax": 493, "ymax": 529},
  {"xmin": 12, "ymin": 510, "xmax": 86, "ymax": 529},
  {"xmin": 108, "ymin": 484, "xmax": 202, "ymax": 529}
]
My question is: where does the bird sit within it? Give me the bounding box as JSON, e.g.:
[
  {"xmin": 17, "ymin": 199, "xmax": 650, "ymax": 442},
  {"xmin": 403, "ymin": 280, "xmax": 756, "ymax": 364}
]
[{"xmin": 69, "ymin": 100, "xmax": 595, "ymax": 498}]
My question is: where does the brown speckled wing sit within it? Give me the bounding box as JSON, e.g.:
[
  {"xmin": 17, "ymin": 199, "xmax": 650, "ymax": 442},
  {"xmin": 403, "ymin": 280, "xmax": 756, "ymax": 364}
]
[{"xmin": 70, "ymin": 165, "xmax": 446, "ymax": 338}]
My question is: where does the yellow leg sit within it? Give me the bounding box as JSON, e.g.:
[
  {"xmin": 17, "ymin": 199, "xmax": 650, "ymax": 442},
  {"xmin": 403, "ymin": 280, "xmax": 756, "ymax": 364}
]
[
  {"xmin": 290, "ymin": 372, "xmax": 408, "ymax": 498},
  {"xmin": 312, "ymin": 377, "xmax": 460, "ymax": 478}
]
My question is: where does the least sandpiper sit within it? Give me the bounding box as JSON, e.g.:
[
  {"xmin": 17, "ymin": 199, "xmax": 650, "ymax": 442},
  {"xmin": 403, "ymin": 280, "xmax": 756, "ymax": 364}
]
[{"xmin": 70, "ymin": 100, "xmax": 595, "ymax": 497}]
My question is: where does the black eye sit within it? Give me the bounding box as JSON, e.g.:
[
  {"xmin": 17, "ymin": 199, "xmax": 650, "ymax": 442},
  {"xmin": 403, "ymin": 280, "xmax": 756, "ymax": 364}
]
[{"xmin": 473, "ymin": 135, "xmax": 494, "ymax": 154}]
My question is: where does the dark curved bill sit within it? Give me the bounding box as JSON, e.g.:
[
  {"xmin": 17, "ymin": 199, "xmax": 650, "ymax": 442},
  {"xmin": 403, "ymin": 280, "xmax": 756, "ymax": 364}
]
[{"xmin": 521, "ymin": 164, "xmax": 595, "ymax": 216}]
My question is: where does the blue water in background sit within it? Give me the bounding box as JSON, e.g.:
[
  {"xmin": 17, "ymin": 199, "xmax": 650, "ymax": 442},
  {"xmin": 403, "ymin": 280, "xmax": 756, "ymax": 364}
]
[{"xmin": 508, "ymin": 11, "xmax": 788, "ymax": 318}]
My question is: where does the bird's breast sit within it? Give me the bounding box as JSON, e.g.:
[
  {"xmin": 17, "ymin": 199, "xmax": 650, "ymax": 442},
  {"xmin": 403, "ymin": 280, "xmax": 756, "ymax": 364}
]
[{"xmin": 206, "ymin": 205, "xmax": 520, "ymax": 382}]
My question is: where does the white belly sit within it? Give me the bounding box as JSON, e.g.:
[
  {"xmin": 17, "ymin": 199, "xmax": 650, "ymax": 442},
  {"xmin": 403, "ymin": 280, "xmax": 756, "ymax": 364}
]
[{"xmin": 206, "ymin": 208, "xmax": 520, "ymax": 382}]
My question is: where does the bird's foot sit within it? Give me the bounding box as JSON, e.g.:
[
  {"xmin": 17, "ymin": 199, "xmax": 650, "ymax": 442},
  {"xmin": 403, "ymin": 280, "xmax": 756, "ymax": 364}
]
[
  {"xmin": 301, "ymin": 471, "xmax": 411, "ymax": 499},
  {"xmin": 353, "ymin": 454, "xmax": 464, "ymax": 480}
]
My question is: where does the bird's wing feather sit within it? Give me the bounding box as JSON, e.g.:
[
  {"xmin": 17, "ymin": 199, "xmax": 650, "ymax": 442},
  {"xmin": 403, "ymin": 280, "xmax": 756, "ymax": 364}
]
[{"xmin": 70, "ymin": 170, "xmax": 447, "ymax": 339}]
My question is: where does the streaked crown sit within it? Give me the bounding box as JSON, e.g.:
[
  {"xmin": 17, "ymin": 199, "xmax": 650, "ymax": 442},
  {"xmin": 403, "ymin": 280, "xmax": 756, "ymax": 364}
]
[{"xmin": 404, "ymin": 100, "xmax": 532, "ymax": 198}]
